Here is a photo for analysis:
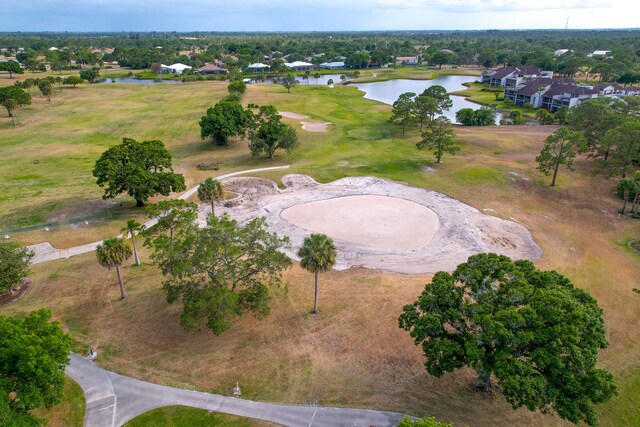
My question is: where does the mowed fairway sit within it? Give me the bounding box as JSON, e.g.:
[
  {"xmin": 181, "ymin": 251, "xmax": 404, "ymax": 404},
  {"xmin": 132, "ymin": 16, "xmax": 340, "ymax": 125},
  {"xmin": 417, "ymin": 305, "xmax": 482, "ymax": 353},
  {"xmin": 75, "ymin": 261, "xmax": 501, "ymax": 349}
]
[{"xmin": 1, "ymin": 78, "xmax": 639, "ymax": 426}]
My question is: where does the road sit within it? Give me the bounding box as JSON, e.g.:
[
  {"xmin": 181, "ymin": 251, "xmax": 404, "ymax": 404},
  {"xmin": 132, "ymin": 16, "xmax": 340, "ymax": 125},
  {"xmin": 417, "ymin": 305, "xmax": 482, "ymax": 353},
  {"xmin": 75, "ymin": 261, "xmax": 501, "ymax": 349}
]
[
  {"xmin": 66, "ymin": 354, "xmax": 409, "ymax": 427},
  {"xmin": 29, "ymin": 165, "xmax": 290, "ymax": 264}
]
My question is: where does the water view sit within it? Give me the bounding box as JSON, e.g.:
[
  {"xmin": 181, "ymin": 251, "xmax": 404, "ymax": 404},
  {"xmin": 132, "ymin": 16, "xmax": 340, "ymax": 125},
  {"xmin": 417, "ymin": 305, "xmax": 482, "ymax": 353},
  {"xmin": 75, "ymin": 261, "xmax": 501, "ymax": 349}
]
[
  {"xmin": 351, "ymin": 75, "xmax": 500, "ymax": 124},
  {"xmin": 98, "ymin": 77, "xmax": 181, "ymax": 84}
]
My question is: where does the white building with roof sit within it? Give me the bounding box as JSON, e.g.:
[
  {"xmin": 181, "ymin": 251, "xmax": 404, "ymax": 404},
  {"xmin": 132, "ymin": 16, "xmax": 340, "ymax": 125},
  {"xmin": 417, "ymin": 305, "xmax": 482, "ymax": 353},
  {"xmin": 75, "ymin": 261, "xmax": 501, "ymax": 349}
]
[
  {"xmin": 320, "ymin": 61, "xmax": 345, "ymax": 69},
  {"xmin": 161, "ymin": 63, "xmax": 192, "ymax": 74},
  {"xmin": 246, "ymin": 63, "xmax": 270, "ymax": 72},
  {"xmin": 284, "ymin": 61, "xmax": 314, "ymax": 71}
]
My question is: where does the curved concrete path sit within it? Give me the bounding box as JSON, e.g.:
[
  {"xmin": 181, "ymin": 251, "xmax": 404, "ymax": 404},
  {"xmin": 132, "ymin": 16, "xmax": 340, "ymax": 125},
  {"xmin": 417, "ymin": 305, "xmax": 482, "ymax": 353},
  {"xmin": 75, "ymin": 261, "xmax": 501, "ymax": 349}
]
[
  {"xmin": 29, "ymin": 166, "xmax": 290, "ymax": 264},
  {"xmin": 66, "ymin": 354, "xmax": 408, "ymax": 427}
]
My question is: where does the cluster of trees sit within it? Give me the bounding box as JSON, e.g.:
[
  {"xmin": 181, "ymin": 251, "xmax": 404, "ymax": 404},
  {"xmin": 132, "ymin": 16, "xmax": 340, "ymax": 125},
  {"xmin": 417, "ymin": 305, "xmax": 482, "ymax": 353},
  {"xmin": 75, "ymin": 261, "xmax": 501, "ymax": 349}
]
[
  {"xmin": 0, "ymin": 85, "xmax": 31, "ymax": 124},
  {"xmin": 200, "ymin": 100, "xmax": 298, "ymax": 159},
  {"xmin": 389, "ymin": 86, "xmax": 462, "ymax": 163},
  {"xmin": 536, "ymin": 97, "xmax": 640, "ymax": 187},
  {"xmin": 400, "ymin": 253, "xmax": 617, "ymax": 426},
  {"xmin": 455, "ymin": 106, "xmax": 497, "ymax": 126}
]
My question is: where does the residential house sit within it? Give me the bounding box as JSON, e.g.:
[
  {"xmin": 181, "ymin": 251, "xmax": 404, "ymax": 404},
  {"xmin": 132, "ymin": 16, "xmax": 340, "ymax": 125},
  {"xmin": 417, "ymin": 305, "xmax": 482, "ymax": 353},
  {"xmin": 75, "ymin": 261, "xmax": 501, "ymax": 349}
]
[
  {"xmin": 482, "ymin": 65, "xmax": 552, "ymax": 87},
  {"xmin": 320, "ymin": 61, "xmax": 345, "ymax": 69},
  {"xmin": 221, "ymin": 53, "xmax": 239, "ymax": 62},
  {"xmin": 592, "ymin": 83, "xmax": 625, "ymax": 96},
  {"xmin": 284, "ymin": 61, "xmax": 314, "ymax": 71},
  {"xmin": 554, "ymin": 49, "xmax": 570, "ymax": 56},
  {"xmin": 246, "ymin": 63, "xmax": 270, "ymax": 73},
  {"xmin": 590, "ymin": 50, "xmax": 611, "ymax": 57},
  {"xmin": 395, "ymin": 56, "xmax": 419, "ymax": 66},
  {"xmin": 504, "ymin": 79, "xmax": 553, "ymax": 108},
  {"xmin": 197, "ymin": 63, "xmax": 227, "ymax": 74},
  {"xmin": 161, "ymin": 63, "xmax": 192, "ymax": 74},
  {"xmin": 540, "ymin": 84, "xmax": 599, "ymax": 111}
]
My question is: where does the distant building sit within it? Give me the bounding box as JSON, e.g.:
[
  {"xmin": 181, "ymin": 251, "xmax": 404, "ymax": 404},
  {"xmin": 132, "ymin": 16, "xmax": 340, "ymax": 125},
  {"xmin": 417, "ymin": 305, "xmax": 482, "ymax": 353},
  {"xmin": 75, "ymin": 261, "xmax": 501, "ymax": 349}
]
[
  {"xmin": 246, "ymin": 63, "xmax": 270, "ymax": 72},
  {"xmin": 320, "ymin": 61, "xmax": 345, "ymax": 69},
  {"xmin": 221, "ymin": 53, "xmax": 239, "ymax": 62},
  {"xmin": 197, "ymin": 63, "xmax": 227, "ymax": 74},
  {"xmin": 284, "ymin": 61, "xmax": 314, "ymax": 71},
  {"xmin": 395, "ymin": 56, "xmax": 419, "ymax": 66},
  {"xmin": 590, "ymin": 50, "xmax": 611, "ymax": 57},
  {"xmin": 161, "ymin": 63, "xmax": 192, "ymax": 74},
  {"xmin": 482, "ymin": 66, "xmax": 552, "ymax": 87},
  {"xmin": 554, "ymin": 49, "xmax": 571, "ymax": 56}
]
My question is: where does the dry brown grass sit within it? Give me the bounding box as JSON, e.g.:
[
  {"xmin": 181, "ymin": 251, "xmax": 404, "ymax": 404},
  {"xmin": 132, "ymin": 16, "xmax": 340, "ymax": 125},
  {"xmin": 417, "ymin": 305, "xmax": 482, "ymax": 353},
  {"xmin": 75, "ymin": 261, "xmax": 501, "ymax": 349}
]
[{"xmin": 2, "ymin": 84, "xmax": 639, "ymax": 425}]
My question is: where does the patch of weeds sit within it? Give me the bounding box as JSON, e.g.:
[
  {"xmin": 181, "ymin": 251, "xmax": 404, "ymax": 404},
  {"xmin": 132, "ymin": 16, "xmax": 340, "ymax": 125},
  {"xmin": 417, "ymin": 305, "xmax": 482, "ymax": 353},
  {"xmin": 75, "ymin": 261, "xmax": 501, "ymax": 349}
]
[{"xmin": 494, "ymin": 150, "xmax": 503, "ymax": 155}]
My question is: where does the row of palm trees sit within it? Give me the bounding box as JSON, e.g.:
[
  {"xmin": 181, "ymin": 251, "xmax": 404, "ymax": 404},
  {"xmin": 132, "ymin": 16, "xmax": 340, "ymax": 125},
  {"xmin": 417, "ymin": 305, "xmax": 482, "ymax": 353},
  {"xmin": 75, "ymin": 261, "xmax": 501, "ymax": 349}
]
[{"xmin": 95, "ymin": 178, "xmax": 338, "ymax": 314}]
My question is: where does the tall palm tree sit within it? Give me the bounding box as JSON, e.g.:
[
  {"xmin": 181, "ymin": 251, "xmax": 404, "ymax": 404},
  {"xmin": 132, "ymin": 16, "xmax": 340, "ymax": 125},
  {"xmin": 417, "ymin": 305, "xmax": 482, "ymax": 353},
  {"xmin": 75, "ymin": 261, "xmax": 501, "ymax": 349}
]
[
  {"xmin": 197, "ymin": 178, "xmax": 224, "ymax": 216},
  {"xmin": 313, "ymin": 72, "xmax": 320, "ymax": 84},
  {"xmin": 120, "ymin": 219, "xmax": 144, "ymax": 266},
  {"xmin": 96, "ymin": 237, "xmax": 132, "ymax": 300},
  {"xmin": 298, "ymin": 234, "xmax": 337, "ymax": 314}
]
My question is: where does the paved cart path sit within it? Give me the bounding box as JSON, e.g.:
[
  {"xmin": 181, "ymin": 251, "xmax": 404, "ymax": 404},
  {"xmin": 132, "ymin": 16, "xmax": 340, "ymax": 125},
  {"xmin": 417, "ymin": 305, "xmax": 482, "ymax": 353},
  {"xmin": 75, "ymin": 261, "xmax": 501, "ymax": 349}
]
[
  {"xmin": 66, "ymin": 354, "xmax": 409, "ymax": 427},
  {"xmin": 29, "ymin": 166, "xmax": 291, "ymax": 264}
]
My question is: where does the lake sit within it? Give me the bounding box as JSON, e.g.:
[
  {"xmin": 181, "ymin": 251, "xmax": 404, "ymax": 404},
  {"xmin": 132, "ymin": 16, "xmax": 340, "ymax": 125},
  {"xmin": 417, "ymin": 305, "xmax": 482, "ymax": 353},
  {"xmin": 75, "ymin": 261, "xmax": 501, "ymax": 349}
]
[
  {"xmin": 350, "ymin": 75, "xmax": 501, "ymax": 124},
  {"xmin": 98, "ymin": 77, "xmax": 181, "ymax": 84},
  {"xmin": 265, "ymin": 73, "xmax": 351, "ymax": 85}
]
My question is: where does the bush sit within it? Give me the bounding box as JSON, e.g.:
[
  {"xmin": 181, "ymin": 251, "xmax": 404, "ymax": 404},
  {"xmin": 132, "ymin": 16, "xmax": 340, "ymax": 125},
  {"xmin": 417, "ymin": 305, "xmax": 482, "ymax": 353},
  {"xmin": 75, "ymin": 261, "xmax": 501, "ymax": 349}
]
[
  {"xmin": 228, "ymin": 80, "xmax": 247, "ymax": 94},
  {"xmin": 617, "ymin": 178, "xmax": 639, "ymax": 200}
]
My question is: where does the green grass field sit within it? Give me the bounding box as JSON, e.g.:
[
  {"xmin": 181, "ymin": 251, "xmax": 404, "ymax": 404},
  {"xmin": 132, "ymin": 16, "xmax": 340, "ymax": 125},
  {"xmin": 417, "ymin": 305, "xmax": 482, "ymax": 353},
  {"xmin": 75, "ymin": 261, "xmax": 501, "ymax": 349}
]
[
  {"xmin": 1, "ymin": 73, "xmax": 639, "ymax": 426},
  {"xmin": 32, "ymin": 378, "xmax": 85, "ymax": 427}
]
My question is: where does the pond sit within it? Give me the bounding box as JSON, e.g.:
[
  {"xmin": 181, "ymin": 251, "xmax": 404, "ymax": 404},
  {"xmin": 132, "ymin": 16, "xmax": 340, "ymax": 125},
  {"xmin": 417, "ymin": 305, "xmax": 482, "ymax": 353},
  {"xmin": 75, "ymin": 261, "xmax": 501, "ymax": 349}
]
[
  {"xmin": 97, "ymin": 77, "xmax": 181, "ymax": 84},
  {"xmin": 265, "ymin": 73, "xmax": 351, "ymax": 85},
  {"xmin": 350, "ymin": 75, "xmax": 501, "ymax": 124}
]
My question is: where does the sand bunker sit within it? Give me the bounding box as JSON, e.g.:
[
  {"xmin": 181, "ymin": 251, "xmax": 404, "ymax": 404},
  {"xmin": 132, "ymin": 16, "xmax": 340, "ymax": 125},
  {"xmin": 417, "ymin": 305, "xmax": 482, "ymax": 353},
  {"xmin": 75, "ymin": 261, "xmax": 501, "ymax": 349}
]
[
  {"xmin": 301, "ymin": 121, "xmax": 331, "ymax": 132},
  {"xmin": 206, "ymin": 174, "xmax": 542, "ymax": 274},
  {"xmin": 281, "ymin": 195, "xmax": 439, "ymax": 250},
  {"xmin": 279, "ymin": 111, "xmax": 308, "ymax": 119}
]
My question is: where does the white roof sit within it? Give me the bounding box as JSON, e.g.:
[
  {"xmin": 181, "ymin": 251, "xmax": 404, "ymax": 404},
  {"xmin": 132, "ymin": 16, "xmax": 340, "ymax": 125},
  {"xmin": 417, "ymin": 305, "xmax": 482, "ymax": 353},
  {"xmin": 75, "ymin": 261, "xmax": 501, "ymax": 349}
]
[
  {"xmin": 247, "ymin": 63, "xmax": 270, "ymax": 68},
  {"xmin": 554, "ymin": 49, "xmax": 569, "ymax": 56},
  {"xmin": 592, "ymin": 50, "xmax": 611, "ymax": 56},
  {"xmin": 165, "ymin": 63, "xmax": 192, "ymax": 70},
  {"xmin": 320, "ymin": 61, "xmax": 345, "ymax": 67},
  {"xmin": 48, "ymin": 47, "xmax": 59, "ymax": 51},
  {"xmin": 284, "ymin": 61, "xmax": 313, "ymax": 67}
]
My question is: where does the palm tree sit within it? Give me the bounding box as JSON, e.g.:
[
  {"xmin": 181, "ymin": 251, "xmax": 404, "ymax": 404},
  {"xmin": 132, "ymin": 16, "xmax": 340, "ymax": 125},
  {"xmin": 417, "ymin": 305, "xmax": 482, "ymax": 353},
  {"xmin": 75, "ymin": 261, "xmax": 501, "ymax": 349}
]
[
  {"xmin": 313, "ymin": 72, "xmax": 321, "ymax": 84},
  {"xmin": 304, "ymin": 70, "xmax": 310, "ymax": 85},
  {"xmin": 298, "ymin": 234, "xmax": 337, "ymax": 314},
  {"xmin": 197, "ymin": 177, "xmax": 224, "ymax": 216},
  {"xmin": 96, "ymin": 237, "xmax": 132, "ymax": 300},
  {"xmin": 340, "ymin": 74, "xmax": 347, "ymax": 83},
  {"xmin": 120, "ymin": 219, "xmax": 144, "ymax": 266}
]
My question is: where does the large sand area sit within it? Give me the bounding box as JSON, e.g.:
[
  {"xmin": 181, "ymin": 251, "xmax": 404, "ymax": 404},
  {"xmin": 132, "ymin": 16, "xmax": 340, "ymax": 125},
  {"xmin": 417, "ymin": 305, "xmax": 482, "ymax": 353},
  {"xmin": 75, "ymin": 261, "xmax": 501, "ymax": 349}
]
[{"xmin": 206, "ymin": 174, "xmax": 543, "ymax": 274}]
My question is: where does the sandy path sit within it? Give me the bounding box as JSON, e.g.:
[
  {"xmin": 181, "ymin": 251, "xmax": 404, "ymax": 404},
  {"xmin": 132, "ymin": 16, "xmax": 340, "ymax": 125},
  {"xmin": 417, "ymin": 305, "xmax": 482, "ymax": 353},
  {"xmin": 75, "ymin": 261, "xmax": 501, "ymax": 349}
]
[
  {"xmin": 281, "ymin": 195, "xmax": 439, "ymax": 250},
  {"xmin": 279, "ymin": 111, "xmax": 308, "ymax": 119}
]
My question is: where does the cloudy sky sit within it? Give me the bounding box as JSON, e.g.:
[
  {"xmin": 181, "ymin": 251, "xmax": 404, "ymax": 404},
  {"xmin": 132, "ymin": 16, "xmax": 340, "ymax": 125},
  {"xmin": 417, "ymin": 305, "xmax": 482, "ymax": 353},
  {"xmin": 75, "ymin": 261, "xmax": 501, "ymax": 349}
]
[{"xmin": 4, "ymin": 0, "xmax": 638, "ymax": 31}]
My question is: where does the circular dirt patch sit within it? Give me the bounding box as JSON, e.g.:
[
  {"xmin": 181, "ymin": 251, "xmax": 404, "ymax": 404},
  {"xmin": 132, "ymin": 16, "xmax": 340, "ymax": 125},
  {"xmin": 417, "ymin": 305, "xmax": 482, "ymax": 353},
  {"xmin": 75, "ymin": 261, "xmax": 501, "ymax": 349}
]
[{"xmin": 281, "ymin": 195, "xmax": 439, "ymax": 250}]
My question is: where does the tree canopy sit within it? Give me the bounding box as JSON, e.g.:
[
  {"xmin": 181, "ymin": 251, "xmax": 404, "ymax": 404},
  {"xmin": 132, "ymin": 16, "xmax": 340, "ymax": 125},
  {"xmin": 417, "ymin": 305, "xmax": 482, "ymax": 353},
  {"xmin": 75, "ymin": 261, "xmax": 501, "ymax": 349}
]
[
  {"xmin": 298, "ymin": 233, "xmax": 337, "ymax": 314},
  {"xmin": 389, "ymin": 92, "xmax": 416, "ymax": 134},
  {"xmin": 416, "ymin": 117, "xmax": 460, "ymax": 163},
  {"xmin": 0, "ymin": 241, "xmax": 34, "ymax": 296},
  {"xmin": 0, "ymin": 308, "xmax": 73, "ymax": 427},
  {"xmin": 197, "ymin": 178, "xmax": 224, "ymax": 216},
  {"xmin": 456, "ymin": 107, "xmax": 497, "ymax": 126},
  {"xmin": 280, "ymin": 74, "xmax": 297, "ymax": 93},
  {"xmin": 0, "ymin": 86, "xmax": 31, "ymax": 117},
  {"xmin": 248, "ymin": 105, "xmax": 298, "ymax": 159},
  {"xmin": 399, "ymin": 253, "xmax": 616, "ymax": 426},
  {"xmin": 536, "ymin": 127, "xmax": 586, "ymax": 186},
  {"xmin": 92, "ymin": 137, "xmax": 186, "ymax": 207},
  {"xmin": 148, "ymin": 213, "xmax": 292, "ymax": 334},
  {"xmin": 0, "ymin": 61, "xmax": 23, "ymax": 78},
  {"xmin": 79, "ymin": 67, "xmax": 100, "ymax": 83},
  {"xmin": 199, "ymin": 99, "xmax": 253, "ymax": 146}
]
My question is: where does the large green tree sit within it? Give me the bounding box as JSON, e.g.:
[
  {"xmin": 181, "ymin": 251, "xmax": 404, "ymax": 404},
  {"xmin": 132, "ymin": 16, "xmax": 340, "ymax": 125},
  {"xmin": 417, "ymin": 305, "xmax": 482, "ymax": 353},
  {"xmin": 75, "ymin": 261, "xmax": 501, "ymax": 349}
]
[
  {"xmin": 389, "ymin": 92, "xmax": 416, "ymax": 134},
  {"xmin": 399, "ymin": 253, "xmax": 616, "ymax": 426},
  {"xmin": 248, "ymin": 105, "xmax": 298, "ymax": 159},
  {"xmin": 536, "ymin": 127, "xmax": 586, "ymax": 186},
  {"xmin": 0, "ymin": 309, "xmax": 73, "ymax": 427},
  {"xmin": 79, "ymin": 67, "xmax": 100, "ymax": 83},
  {"xmin": 0, "ymin": 241, "xmax": 34, "ymax": 296},
  {"xmin": 298, "ymin": 233, "xmax": 337, "ymax": 314},
  {"xmin": 569, "ymin": 98, "xmax": 626, "ymax": 160},
  {"xmin": 93, "ymin": 137, "xmax": 186, "ymax": 207},
  {"xmin": 419, "ymin": 86, "xmax": 453, "ymax": 120},
  {"xmin": 416, "ymin": 117, "xmax": 460, "ymax": 163},
  {"xmin": 149, "ymin": 214, "xmax": 291, "ymax": 334},
  {"xmin": 594, "ymin": 119, "xmax": 640, "ymax": 178},
  {"xmin": 96, "ymin": 237, "xmax": 132, "ymax": 300},
  {"xmin": 199, "ymin": 99, "xmax": 252, "ymax": 146},
  {"xmin": 0, "ymin": 86, "xmax": 31, "ymax": 117},
  {"xmin": 0, "ymin": 61, "xmax": 23, "ymax": 78},
  {"xmin": 63, "ymin": 76, "xmax": 84, "ymax": 87},
  {"xmin": 197, "ymin": 178, "xmax": 224, "ymax": 216},
  {"xmin": 412, "ymin": 95, "xmax": 438, "ymax": 131}
]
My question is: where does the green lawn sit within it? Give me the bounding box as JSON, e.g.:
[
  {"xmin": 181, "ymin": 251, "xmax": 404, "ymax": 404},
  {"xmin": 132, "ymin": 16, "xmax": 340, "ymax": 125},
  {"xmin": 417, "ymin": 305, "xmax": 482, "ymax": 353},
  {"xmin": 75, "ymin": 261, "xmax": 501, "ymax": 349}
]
[{"xmin": 124, "ymin": 406, "xmax": 274, "ymax": 427}]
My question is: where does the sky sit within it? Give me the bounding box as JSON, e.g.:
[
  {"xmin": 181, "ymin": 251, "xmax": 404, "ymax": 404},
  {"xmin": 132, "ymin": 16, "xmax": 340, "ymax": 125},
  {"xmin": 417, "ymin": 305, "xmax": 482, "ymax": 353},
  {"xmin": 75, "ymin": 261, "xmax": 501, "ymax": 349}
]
[{"xmin": 3, "ymin": 0, "xmax": 638, "ymax": 32}]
